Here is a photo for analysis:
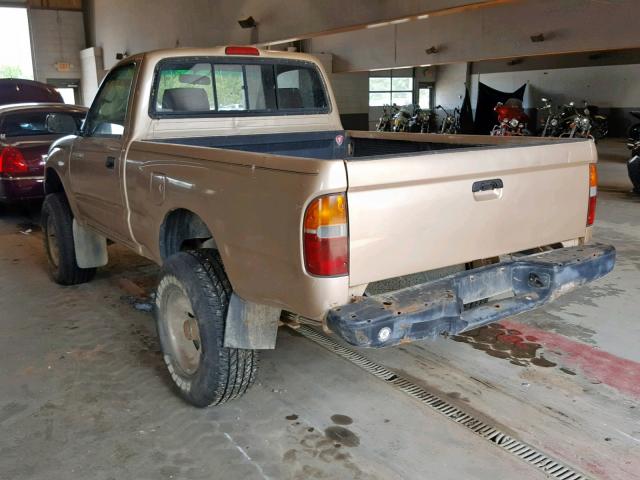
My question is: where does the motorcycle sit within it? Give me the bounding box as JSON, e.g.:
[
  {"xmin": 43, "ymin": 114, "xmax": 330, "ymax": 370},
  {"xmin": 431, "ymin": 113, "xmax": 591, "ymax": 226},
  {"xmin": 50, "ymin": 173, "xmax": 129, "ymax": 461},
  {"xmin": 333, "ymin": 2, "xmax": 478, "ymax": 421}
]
[
  {"xmin": 627, "ymin": 139, "xmax": 640, "ymax": 194},
  {"xmin": 558, "ymin": 102, "xmax": 593, "ymax": 138},
  {"xmin": 557, "ymin": 102, "xmax": 592, "ymax": 139},
  {"xmin": 490, "ymin": 98, "xmax": 529, "ymax": 136},
  {"xmin": 539, "ymin": 97, "xmax": 561, "ymax": 137},
  {"xmin": 376, "ymin": 104, "xmax": 399, "ymax": 132},
  {"xmin": 392, "ymin": 105, "xmax": 413, "ymax": 132},
  {"xmin": 407, "ymin": 106, "xmax": 432, "ymax": 133},
  {"xmin": 582, "ymin": 101, "xmax": 608, "ymax": 140},
  {"xmin": 557, "ymin": 100, "xmax": 608, "ymax": 140},
  {"xmin": 627, "ymin": 111, "xmax": 640, "ymax": 143},
  {"xmin": 436, "ymin": 105, "xmax": 460, "ymax": 134}
]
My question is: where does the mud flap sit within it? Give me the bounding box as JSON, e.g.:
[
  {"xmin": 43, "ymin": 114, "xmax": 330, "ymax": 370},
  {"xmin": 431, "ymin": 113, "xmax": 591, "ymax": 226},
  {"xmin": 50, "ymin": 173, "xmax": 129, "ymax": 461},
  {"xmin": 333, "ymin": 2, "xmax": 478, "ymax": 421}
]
[
  {"xmin": 224, "ymin": 293, "xmax": 280, "ymax": 349},
  {"xmin": 72, "ymin": 219, "xmax": 108, "ymax": 268}
]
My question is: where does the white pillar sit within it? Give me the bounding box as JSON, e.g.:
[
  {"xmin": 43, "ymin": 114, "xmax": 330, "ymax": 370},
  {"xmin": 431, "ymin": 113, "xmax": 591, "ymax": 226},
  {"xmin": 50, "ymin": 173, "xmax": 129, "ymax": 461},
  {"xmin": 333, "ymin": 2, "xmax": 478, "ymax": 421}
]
[{"xmin": 79, "ymin": 47, "xmax": 104, "ymax": 107}]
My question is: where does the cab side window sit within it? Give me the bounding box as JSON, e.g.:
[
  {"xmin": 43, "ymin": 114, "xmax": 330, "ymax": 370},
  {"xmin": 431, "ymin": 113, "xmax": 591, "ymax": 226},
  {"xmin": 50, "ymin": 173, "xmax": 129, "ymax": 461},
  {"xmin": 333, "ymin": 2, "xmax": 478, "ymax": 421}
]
[{"xmin": 84, "ymin": 63, "xmax": 136, "ymax": 137}]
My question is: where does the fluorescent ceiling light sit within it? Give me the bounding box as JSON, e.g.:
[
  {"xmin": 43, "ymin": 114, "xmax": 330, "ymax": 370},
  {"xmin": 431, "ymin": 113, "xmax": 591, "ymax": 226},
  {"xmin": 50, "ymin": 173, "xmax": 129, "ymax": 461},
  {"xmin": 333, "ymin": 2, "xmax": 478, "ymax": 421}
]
[{"xmin": 367, "ymin": 22, "xmax": 389, "ymax": 29}]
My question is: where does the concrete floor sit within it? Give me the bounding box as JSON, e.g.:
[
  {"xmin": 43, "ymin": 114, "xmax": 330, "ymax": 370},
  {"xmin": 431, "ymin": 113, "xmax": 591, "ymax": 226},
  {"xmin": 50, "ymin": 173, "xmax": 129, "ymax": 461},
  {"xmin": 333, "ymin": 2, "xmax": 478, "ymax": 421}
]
[{"xmin": 1, "ymin": 140, "xmax": 639, "ymax": 480}]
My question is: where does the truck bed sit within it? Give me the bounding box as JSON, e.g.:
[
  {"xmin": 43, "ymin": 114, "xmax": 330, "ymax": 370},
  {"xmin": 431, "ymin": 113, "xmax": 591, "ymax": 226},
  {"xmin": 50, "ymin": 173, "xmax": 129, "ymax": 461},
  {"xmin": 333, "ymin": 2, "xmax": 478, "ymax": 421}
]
[
  {"xmin": 153, "ymin": 130, "xmax": 566, "ymax": 160},
  {"xmin": 150, "ymin": 131, "xmax": 595, "ymax": 288}
]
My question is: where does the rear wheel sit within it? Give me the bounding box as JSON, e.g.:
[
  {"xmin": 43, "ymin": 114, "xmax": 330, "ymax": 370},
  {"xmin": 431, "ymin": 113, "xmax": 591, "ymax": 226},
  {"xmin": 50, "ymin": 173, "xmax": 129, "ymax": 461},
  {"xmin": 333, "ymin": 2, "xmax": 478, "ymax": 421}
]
[
  {"xmin": 41, "ymin": 193, "xmax": 96, "ymax": 285},
  {"xmin": 155, "ymin": 249, "xmax": 257, "ymax": 407}
]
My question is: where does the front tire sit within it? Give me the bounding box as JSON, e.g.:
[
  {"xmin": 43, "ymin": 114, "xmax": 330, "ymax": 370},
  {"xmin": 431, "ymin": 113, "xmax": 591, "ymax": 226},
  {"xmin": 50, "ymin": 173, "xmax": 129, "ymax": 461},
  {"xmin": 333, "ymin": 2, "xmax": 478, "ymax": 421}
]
[
  {"xmin": 155, "ymin": 250, "xmax": 257, "ymax": 407},
  {"xmin": 41, "ymin": 193, "xmax": 96, "ymax": 285}
]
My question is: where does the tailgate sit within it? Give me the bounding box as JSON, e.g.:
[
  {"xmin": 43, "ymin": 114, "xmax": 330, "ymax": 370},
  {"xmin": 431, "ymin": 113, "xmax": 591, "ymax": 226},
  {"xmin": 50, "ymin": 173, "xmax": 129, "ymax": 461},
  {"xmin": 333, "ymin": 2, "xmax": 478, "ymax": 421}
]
[{"xmin": 346, "ymin": 140, "xmax": 595, "ymax": 286}]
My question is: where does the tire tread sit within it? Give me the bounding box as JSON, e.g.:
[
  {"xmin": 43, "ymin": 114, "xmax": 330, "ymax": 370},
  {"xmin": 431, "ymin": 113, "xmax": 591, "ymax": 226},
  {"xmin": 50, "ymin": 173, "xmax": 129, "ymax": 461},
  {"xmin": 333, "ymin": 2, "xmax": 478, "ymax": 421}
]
[
  {"xmin": 41, "ymin": 193, "xmax": 96, "ymax": 285},
  {"xmin": 180, "ymin": 249, "xmax": 257, "ymax": 407}
]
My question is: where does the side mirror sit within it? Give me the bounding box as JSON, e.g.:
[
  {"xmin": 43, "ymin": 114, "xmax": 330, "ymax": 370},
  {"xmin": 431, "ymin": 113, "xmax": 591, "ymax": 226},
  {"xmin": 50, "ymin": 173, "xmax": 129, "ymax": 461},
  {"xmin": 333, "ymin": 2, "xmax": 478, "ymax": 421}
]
[{"xmin": 46, "ymin": 113, "xmax": 79, "ymax": 135}]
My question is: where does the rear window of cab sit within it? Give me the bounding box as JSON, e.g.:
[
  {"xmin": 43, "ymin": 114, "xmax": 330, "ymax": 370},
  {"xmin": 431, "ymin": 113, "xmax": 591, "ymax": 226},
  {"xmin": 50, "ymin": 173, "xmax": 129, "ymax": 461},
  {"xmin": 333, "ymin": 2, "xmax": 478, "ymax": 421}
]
[{"xmin": 150, "ymin": 58, "xmax": 330, "ymax": 117}]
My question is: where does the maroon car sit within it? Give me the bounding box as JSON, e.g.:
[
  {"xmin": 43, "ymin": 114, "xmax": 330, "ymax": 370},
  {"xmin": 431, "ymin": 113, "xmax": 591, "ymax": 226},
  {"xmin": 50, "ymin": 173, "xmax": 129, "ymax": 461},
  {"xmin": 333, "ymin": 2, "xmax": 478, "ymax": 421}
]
[
  {"xmin": 0, "ymin": 103, "xmax": 87, "ymax": 203},
  {"xmin": 0, "ymin": 78, "xmax": 63, "ymax": 106}
]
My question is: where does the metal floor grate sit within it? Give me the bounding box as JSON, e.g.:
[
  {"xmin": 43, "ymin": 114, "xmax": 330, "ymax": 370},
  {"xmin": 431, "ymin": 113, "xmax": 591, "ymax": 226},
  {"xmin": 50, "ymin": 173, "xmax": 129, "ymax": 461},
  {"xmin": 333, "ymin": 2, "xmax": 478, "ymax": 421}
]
[{"xmin": 291, "ymin": 321, "xmax": 590, "ymax": 480}]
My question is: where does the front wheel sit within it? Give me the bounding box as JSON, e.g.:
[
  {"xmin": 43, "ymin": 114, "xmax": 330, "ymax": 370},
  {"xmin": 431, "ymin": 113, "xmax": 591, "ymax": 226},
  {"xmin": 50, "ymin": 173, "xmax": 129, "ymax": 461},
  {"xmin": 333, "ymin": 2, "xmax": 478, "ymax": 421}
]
[
  {"xmin": 41, "ymin": 193, "xmax": 96, "ymax": 285},
  {"xmin": 155, "ymin": 249, "xmax": 258, "ymax": 407}
]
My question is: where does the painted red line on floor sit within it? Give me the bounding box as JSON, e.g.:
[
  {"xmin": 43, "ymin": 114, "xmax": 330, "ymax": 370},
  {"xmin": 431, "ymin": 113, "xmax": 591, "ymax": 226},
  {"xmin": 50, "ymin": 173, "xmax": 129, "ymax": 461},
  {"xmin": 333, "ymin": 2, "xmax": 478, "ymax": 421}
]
[{"xmin": 500, "ymin": 319, "xmax": 640, "ymax": 399}]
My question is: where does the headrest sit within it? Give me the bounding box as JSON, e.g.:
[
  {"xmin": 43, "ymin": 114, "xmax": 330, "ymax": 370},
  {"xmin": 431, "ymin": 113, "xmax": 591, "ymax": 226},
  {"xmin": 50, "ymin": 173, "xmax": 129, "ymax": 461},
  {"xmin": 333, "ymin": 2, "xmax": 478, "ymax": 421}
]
[
  {"xmin": 277, "ymin": 88, "xmax": 303, "ymax": 109},
  {"xmin": 162, "ymin": 88, "xmax": 210, "ymax": 111}
]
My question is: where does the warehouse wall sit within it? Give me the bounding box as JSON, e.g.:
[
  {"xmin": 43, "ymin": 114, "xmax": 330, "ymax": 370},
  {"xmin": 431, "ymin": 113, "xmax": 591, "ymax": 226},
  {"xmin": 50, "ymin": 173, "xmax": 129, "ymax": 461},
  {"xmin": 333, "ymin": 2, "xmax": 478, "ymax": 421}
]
[
  {"xmin": 330, "ymin": 72, "xmax": 369, "ymax": 129},
  {"xmin": 84, "ymin": 0, "xmax": 220, "ymax": 70},
  {"xmin": 29, "ymin": 9, "xmax": 85, "ymax": 101},
  {"xmin": 309, "ymin": 53, "xmax": 368, "ymax": 130},
  {"xmin": 84, "ymin": 0, "xmax": 490, "ymax": 68},
  {"xmin": 433, "ymin": 63, "xmax": 468, "ymax": 124}
]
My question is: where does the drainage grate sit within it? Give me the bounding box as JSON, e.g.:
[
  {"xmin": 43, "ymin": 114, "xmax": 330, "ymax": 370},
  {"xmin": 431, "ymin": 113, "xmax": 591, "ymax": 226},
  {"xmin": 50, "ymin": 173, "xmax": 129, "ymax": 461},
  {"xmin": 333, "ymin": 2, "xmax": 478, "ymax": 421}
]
[{"xmin": 291, "ymin": 322, "xmax": 589, "ymax": 480}]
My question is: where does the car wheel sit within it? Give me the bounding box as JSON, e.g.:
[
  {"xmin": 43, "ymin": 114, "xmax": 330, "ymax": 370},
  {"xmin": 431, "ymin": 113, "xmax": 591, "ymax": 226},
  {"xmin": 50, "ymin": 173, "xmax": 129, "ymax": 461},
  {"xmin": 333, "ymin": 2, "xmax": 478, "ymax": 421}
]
[
  {"xmin": 41, "ymin": 193, "xmax": 96, "ymax": 285},
  {"xmin": 155, "ymin": 249, "xmax": 257, "ymax": 407}
]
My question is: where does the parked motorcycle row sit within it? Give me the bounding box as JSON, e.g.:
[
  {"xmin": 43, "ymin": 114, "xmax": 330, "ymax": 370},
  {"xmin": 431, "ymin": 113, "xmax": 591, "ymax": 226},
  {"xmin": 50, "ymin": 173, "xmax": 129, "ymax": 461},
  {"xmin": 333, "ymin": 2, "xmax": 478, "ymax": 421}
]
[
  {"xmin": 491, "ymin": 97, "xmax": 609, "ymax": 138},
  {"xmin": 376, "ymin": 97, "xmax": 609, "ymax": 140},
  {"xmin": 376, "ymin": 104, "xmax": 460, "ymax": 134},
  {"xmin": 537, "ymin": 98, "xmax": 608, "ymax": 140}
]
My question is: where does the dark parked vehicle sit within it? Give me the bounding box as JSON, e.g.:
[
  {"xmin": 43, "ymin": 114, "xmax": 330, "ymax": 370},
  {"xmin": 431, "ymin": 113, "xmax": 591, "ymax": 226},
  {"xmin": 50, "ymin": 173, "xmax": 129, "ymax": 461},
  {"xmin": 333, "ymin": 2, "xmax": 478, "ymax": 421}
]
[
  {"xmin": 0, "ymin": 103, "xmax": 87, "ymax": 203},
  {"xmin": 628, "ymin": 111, "xmax": 640, "ymax": 143},
  {"xmin": 0, "ymin": 78, "xmax": 63, "ymax": 106},
  {"xmin": 627, "ymin": 140, "xmax": 640, "ymax": 194}
]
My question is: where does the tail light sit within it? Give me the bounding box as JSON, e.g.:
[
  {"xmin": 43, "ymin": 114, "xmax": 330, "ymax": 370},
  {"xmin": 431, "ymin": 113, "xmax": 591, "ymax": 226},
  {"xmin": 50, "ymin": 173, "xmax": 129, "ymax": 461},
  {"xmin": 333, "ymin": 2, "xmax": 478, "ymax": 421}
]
[
  {"xmin": 0, "ymin": 146, "xmax": 28, "ymax": 176},
  {"xmin": 225, "ymin": 46, "xmax": 259, "ymax": 56},
  {"xmin": 587, "ymin": 163, "xmax": 598, "ymax": 226},
  {"xmin": 303, "ymin": 193, "xmax": 348, "ymax": 276}
]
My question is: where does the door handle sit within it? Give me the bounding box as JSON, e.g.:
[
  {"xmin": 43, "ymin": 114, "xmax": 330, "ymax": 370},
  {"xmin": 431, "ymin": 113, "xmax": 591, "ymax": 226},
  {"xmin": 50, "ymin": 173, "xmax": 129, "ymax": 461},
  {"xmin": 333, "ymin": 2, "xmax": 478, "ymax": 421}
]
[
  {"xmin": 472, "ymin": 178, "xmax": 503, "ymax": 201},
  {"xmin": 472, "ymin": 178, "xmax": 503, "ymax": 193},
  {"xmin": 105, "ymin": 156, "xmax": 116, "ymax": 169}
]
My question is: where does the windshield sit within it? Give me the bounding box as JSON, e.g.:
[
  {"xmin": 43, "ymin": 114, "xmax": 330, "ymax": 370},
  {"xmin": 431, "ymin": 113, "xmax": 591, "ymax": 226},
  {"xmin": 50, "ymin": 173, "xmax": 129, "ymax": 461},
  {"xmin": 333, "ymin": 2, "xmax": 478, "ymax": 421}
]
[
  {"xmin": 1, "ymin": 110, "xmax": 85, "ymax": 137},
  {"xmin": 152, "ymin": 58, "xmax": 329, "ymax": 117}
]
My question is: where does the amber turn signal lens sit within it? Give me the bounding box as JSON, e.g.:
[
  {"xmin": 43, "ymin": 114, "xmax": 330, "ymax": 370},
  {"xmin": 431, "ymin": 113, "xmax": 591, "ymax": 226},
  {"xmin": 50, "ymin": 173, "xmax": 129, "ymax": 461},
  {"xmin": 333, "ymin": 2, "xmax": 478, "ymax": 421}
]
[{"xmin": 303, "ymin": 193, "xmax": 348, "ymax": 276}]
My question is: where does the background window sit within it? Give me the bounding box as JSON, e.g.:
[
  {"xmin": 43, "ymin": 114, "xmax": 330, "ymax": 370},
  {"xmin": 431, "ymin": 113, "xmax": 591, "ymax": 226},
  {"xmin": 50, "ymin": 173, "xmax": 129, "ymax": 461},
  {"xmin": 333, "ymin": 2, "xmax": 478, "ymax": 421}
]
[
  {"xmin": 85, "ymin": 63, "xmax": 135, "ymax": 136},
  {"xmin": 392, "ymin": 77, "xmax": 412, "ymax": 91},
  {"xmin": 2, "ymin": 110, "xmax": 84, "ymax": 137},
  {"xmin": 0, "ymin": 7, "xmax": 34, "ymax": 80},
  {"xmin": 157, "ymin": 63, "xmax": 214, "ymax": 112},
  {"xmin": 245, "ymin": 64, "xmax": 276, "ymax": 110},
  {"xmin": 153, "ymin": 60, "xmax": 329, "ymax": 115},
  {"xmin": 215, "ymin": 65, "xmax": 246, "ymax": 110},
  {"xmin": 275, "ymin": 64, "xmax": 328, "ymax": 110},
  {"xmin": 418, "ymin": 87, "xmax": 432, "ymax": 109},
  {"xmin": 369, "ymin": 78, "xmax": 391, "ymax": 92},
  {"xmin": 369, "ymin": 75, "xmax": 413, "ymax": 106},
  {"xmin": 369, "ymin": 91, "xmax": 391, "ymax": 106}
]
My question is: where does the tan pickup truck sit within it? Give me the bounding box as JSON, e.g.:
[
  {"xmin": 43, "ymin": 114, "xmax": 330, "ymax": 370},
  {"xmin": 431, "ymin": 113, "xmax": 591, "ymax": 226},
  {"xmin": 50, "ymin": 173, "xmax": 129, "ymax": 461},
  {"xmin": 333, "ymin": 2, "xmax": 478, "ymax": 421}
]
[{"xmin": 42, "ymin": 46, "xmax": 615, "ymax": 407}]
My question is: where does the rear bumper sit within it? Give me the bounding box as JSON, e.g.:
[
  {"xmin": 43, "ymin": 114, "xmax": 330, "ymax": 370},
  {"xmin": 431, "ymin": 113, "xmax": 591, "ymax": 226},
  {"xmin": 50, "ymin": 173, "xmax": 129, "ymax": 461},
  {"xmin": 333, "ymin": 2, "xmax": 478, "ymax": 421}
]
[
  {"xmin": 326, "ymin": 244, "xmax": 616, "ymax": 348},
  {"xmin": 0, "ymin": 176, "xmax": 45, "ymax": 202}
]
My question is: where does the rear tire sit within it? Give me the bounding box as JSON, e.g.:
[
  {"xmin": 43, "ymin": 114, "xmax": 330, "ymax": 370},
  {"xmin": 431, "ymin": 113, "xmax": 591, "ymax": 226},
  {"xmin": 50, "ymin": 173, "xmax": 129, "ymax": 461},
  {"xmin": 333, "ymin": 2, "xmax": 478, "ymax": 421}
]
[
  {"xmin": 155, "ymin": 249, "xmax": 257, "ymax": 407},
  {"xmin": 41, "ymin": 193, "xmax": 96, "ymax": 285}
]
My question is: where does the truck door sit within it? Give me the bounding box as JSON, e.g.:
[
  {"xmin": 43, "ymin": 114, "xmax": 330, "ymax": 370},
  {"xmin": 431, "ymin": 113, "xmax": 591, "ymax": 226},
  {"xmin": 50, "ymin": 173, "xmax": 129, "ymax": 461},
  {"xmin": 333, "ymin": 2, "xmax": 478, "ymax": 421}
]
[{"xmin": 70, "ymin": 62, "xmax": 137, "ymax": 243}]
